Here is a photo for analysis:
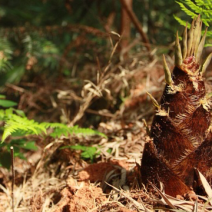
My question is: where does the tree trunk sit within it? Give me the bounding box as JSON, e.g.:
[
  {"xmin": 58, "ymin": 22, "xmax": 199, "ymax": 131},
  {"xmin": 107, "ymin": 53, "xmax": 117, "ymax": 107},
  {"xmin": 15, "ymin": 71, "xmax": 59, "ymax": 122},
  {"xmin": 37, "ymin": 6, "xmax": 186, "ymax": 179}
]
[{"xmin": 120, "ymin": 0, "xmax": 132, "ymax": 58}]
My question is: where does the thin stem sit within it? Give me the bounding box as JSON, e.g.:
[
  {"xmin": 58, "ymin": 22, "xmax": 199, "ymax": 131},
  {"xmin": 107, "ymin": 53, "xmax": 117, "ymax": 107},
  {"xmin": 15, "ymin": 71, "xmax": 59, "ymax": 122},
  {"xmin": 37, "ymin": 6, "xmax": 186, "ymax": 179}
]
[{"xmin": 10, "ymin": 146, "xmax": 15, "ymax": 212}]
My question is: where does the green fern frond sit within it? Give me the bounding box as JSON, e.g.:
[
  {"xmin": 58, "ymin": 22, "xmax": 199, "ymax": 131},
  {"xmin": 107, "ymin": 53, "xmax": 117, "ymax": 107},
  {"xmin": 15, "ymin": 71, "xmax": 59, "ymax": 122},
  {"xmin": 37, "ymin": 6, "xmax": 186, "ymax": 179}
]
[
  {"xmin": 195, "ymin": 0, "xmax": 206, "ymax": 7},
  {"xmin": 0, "ymin": 59, "xmax": 13, "ymax": 73},
  {"xmin": 0, "ymin": 38, "xmax": 13, "ymax": 57},
  {"xmin": 202, "ymin": 19, "xmax": 210, "ymax": 26},
  {"xmin": 61, "ymin": 145, "xmax": 100, "ymax": 162},
  {"xmin": 5, "ymin": 108, "xmax": 15, "ymax": 117},
  {"xmin": 50, "ymin": 127, "xmax": 69, "ymax": 138},
  {"xmin": 176, "ymin": 1, "xmax": 196, "ymax": 17},
  {"xmin": 50, "ymin": 125, "xmax": 107, "ymax": 138},
  {"xmin": 196, "ymin": 0, "xmax": 212, "ymax": 9},
  {"xmin": 0, "ymin": 38, "xmax": 13, "ymax": 73},
  {"xmin": 1, "ymin": 108, "xmax": 106, "ymax": 142},
  {"xmin": 206, "ymin": 30, "xmax": 212, "ymax": 36},
  {"xmin": 23, "ymin": 35, "xmax": 59, "ymax": 69},
  {"xmin": 184, "ymin": 0, "xmax": 202, "ymax": 14},
  {"xmin": 204, "ymin": 43, "xmax": 212, "ymax": 47},
  {"xmin": 175, "ymin": 0, "xmax": 212, "ymax": 43},
  {"xmin": 2, "ymin": 114, "xmax": 47, "ymax": 141},
  {"xmin": 0, "ymin": 110, "xmax": 4, "ymax": 120},
  {"xmin": 40, "ymin": 122, "xmax": 106, "ymax": 138},
  {"xmin": 173, "ymin": 15, "xmax": 191, "ymax": 28},
  {"xmin": 69, "ymin": 126, "xmax": 107, "ymax": 138},
  {"xmin": 202, "ymin": 10, "xmax": 212, "ymax": 19},
  {"xmin": 40, "ymin": 122, "xmax": 68, "ymax": 129}
]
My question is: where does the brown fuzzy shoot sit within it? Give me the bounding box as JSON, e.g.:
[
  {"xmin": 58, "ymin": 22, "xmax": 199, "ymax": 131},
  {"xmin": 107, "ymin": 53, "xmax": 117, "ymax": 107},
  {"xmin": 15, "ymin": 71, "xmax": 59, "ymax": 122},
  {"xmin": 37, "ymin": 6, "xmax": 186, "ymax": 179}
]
[{"xmin": 140, "ymin": 15, "xmax": 212, "ymax": 197}]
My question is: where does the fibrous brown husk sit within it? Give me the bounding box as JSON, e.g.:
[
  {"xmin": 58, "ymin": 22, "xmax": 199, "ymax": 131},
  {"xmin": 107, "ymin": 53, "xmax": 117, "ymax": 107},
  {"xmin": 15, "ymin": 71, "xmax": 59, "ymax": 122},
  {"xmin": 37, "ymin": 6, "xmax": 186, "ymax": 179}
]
[{"xmin": 140, "ymin": 15, "xmax": 212, "ymax": 197}]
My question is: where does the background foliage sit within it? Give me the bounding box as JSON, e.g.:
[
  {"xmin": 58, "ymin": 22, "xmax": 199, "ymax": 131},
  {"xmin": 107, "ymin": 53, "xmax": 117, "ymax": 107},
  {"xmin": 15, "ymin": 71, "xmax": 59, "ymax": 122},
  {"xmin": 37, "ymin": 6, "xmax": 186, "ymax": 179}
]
[
  {"xmin": 0, "ymin": 0, "xmax": 187, "ymax": 87},
  {"xmin": 0, "ymin": 0, "xmax": 211, "ymax": 168}
]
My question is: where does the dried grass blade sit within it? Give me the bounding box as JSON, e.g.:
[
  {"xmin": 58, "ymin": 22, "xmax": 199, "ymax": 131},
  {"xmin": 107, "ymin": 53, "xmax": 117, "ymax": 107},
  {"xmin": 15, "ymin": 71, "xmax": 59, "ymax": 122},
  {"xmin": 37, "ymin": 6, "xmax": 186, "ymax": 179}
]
[
  {"xmin": 146, "ymin": 92, "xmax": 160, "ymax": 109},
  {"xmin": 151, "ymin": 183, "xmax": 176, "ymax": 209},
  {"xmin": 201, "ymin": 52, "xmax": 212, "ymax": 75},
  {"xmin": 196, "ymin": 169, "xmax": 212, "ymax": 205},
  {"xmin": 193, "ymin": 200, "xmax": 198, "ymax": 212},
  {"xmin": 163, "ymin": 54, "xmax": 172, "ymax": 85},
  {"xmin": 104, "ymin": 182, "xmax": 151, "ymax": 212},
  {"xmin": 175, "ymin": 31, "xmax": 183, "ymax": 66},
  {"xmin": 192, "ymin": 15, "xmax": 201, "ymax": 55},
  {"xmin": 187, "ymin": 18, "xmax": 195, "ymax": 56},
  {"xmin": 109, "ymin": 35, "xmax": 120, "ymax": 61},
  {"xmin": 182, "ymin": 23, "xmax": 188, "ymax": 59},
  {"xmin": 196, "ymin": 28, "xmax": 208, "ymax": 63}
]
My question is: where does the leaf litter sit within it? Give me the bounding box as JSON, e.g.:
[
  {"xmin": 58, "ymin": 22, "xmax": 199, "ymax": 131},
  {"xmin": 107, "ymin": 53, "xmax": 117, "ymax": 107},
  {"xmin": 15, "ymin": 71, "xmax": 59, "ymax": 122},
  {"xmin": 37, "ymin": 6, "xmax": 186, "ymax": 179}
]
[{"xmin": 1, "ymin": 36, "xmax": 212, "ymax": 212}]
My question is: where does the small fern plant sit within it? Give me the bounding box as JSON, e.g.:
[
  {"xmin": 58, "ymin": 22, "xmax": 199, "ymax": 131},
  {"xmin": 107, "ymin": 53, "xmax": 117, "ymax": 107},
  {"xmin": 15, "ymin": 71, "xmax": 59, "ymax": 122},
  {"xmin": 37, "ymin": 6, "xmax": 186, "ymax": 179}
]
[
  {"xmin": 1, "ymin": 109, "xmax": 106, "ymax": 142},
  {"xmin": 0, "ymin": 96, "xmax": 106, "ymax": 168},
  {"xmin": 174, "ymin": 0, "xmax": 212, "ymax": 46},
  {"xmin": 0, "ymin": 38, "xmax": 13, "ymax": 73}
]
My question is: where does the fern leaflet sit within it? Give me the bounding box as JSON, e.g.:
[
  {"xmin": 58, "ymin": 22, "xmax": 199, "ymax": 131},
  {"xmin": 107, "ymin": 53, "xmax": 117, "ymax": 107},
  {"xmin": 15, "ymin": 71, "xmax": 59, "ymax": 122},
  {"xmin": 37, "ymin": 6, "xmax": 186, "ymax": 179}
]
[
  {"xmin": 1, "ymin": 109, "xmax": 106, "ymax": 142},
  {"xmin": 175, "ymin": 0, "xmax": 212, "ymax": 42}
]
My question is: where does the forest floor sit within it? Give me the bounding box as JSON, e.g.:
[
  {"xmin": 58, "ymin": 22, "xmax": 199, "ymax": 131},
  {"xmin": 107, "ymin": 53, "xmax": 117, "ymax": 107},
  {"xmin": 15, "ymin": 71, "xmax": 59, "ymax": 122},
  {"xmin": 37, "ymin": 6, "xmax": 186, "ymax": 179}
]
[{"xmin": 1, "ymin": 48, "xmax": 212, "ymax": 211}]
